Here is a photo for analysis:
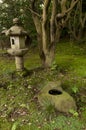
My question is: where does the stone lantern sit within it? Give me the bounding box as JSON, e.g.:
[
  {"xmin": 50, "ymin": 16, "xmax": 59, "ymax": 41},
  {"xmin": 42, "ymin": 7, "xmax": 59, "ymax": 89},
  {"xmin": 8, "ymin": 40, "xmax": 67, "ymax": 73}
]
[{"xmin": 6, "ymin": 18, "xmax": 28, "ymax": 71}]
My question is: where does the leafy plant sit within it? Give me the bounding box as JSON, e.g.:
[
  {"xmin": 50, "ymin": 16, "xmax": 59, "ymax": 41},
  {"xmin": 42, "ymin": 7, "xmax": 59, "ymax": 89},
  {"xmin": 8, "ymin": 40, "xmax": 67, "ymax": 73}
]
[
  {"xmin": 71, "ymin": 86, "xmax": 79, "ymax": 94},
  {"xmin": 51, "ymin": 61, "xmax": 58, "ymax": 71},
  {"xmin": 11, "ymin": 121, "xmax": 20, "ymax": 130},
  {"xmin": 69, "ymin": 109, "xmax": 79, "ymax": 117}
]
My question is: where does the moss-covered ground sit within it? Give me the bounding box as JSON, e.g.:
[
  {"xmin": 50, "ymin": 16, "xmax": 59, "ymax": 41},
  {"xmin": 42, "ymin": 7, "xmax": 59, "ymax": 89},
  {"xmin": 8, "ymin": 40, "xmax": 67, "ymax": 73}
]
[{"xmin": 0, "ymin": 41, "xmax": 86, "ymax": 130}]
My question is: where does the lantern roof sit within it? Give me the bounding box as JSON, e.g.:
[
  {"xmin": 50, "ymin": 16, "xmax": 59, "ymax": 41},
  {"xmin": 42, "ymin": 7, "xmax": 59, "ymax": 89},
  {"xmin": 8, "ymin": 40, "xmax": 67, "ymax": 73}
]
[{"xmin": 6, "ymin": 18, "xmax": 27, "ymax": 36}]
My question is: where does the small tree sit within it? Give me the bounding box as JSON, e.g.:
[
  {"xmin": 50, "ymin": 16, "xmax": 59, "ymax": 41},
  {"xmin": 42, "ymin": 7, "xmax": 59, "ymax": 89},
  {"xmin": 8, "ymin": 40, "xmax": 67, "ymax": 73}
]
[{"xmin": 29, "ymin": 0, "xmax": 79, "ymax": 67}]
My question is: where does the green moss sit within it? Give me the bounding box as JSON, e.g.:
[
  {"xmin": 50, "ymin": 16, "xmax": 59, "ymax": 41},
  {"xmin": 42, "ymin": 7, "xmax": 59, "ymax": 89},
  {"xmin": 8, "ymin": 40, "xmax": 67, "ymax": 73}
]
[
  {"xmin": 0, "ymin": 42, "xmax": 86, "ymax": 129},
  {"xmin": 0, "ymin": 119, "xmax": 12, "ymax": 130}
]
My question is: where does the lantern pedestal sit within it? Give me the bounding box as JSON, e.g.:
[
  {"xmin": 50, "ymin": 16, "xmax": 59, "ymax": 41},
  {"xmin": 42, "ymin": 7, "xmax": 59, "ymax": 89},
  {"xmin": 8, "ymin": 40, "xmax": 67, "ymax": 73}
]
[{"xmin": 15, "ymin": 56, "xmax": 24, "ymax": 71}]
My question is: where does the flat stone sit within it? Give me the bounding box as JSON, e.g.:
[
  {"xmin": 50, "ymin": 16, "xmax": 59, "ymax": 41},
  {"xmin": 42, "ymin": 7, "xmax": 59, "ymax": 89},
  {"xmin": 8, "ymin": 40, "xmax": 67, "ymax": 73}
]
[{"xmin": 38, "ymin": 81, "xmax": 77, "ymax": 113}]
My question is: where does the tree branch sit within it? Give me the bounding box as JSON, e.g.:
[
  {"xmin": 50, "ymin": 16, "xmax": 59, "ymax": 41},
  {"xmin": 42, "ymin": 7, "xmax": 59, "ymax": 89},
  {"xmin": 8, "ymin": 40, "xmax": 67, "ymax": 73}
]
[
  {"xmin": 42, "ymin": 0, "xmax": 51, "ymax": 53},
  {"xmin": 61, "ymin": 0, "xmax": 67, "ymax": 13},
  {"xmin": 55, "ymin": 0, "xmax": 79, "ymax": 26},
  {"xmin": 56, "ymin": 0, "xmax": 79, "ymax": 20},
  {"xmin": 65, "ymin": 0, "xmax": 79, "ymax": 14},
  {"xmin": 28, "ymin": 7, "xmax": 41, "ymax": 18},
  {"xmin": 50, "ymin": 0, "xmax": 57, "ymax": 48}
]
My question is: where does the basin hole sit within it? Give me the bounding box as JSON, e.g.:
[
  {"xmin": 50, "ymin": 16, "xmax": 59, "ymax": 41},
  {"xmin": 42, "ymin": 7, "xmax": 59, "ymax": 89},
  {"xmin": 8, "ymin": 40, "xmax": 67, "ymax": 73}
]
[{"xmin": 49, "ymin": 89, "xmax": 62, "ymax": 95}]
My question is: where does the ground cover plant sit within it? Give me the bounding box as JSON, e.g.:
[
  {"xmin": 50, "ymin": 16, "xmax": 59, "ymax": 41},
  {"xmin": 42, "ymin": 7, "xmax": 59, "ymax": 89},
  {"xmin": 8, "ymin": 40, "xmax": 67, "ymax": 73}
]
[{"xmin": 0, "ymin": 41, "xmax": 86, "ymax": 130}]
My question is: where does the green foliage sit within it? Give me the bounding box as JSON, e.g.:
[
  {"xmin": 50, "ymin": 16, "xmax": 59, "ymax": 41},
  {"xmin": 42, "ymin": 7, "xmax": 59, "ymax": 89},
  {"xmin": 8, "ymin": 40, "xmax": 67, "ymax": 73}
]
[
  {"xmin": 81, "ymin": 108, "xmax": 86, "ymax": 121},
  {"xmin": 11, "ymin": 121, "xmax": 20, "ymax": 130},
  {"xmin": 50, "ymin": 61, "xmax": 58, "ymax": 71},
  {"xmin": 69, "ymin": 109, "xmax": 79, "ymax": 117},
  {"xmin": 71, "ymin": 86, "xmax": 79, "ymax": 94}
]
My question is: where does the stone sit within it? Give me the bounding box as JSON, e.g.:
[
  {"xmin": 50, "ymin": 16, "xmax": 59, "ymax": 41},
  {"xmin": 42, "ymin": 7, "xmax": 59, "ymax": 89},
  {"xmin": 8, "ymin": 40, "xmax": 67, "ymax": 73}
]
[
  {"xmin": 6, "ymin": 18, "xmax": 28, "ymax": 71},
  {"xmin": 38, "ymin": 81, "xmax": 77, "ymax": 113}
]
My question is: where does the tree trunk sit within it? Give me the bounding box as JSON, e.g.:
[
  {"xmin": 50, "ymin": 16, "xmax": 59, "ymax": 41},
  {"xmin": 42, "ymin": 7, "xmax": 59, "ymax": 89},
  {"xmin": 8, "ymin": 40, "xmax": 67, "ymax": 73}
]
[{"xmin": 41, "ymin": 0, "xmax": 58, "ymax": 67}]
